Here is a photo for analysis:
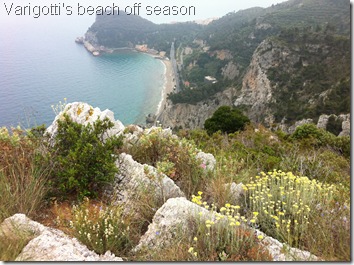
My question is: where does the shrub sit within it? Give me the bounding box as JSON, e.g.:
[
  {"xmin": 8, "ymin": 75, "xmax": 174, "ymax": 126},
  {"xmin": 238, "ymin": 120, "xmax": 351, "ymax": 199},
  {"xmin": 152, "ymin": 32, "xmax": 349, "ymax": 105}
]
[
  {"xmin": 243, "ymin": 170, "xmax": 337, "ymax": 250},
  {"xmin": 0, "ymin": 126, "xmax": 50, "ymax": 222},
  {"xmin": 49, "ymin": 114, "xmax": 123, "ymax": 200},
  {"xmin": 204, "ymin": 106, "xmax": 250, "ymax": 135},
  {"xmin": 65, "ymin": 198, "xmax": 132, "ymax": 256},
  {"xmin": 187, "ymin": 192, "xmax": 272, "ymax": 261}
]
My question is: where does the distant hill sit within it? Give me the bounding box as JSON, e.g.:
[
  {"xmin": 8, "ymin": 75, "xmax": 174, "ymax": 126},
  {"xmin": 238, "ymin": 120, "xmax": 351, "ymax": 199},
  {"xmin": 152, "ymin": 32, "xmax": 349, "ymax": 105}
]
[{"xmin": 86, "ymin": 11, "xmax": 202, "ymax": 51}]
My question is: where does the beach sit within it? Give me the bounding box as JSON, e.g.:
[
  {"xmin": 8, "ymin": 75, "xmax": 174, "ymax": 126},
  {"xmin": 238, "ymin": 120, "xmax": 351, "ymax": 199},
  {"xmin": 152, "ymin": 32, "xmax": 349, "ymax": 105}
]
[{"xmin": 156, "ymin": 58, "xmax": 175, "ymax": 119}]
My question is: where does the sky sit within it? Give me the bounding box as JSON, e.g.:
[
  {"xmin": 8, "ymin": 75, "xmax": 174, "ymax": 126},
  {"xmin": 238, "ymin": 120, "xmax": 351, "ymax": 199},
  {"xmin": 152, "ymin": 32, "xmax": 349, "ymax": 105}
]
[{"xmin": 0, "ymin": 0, "xmax": 289, "ymax": 25}]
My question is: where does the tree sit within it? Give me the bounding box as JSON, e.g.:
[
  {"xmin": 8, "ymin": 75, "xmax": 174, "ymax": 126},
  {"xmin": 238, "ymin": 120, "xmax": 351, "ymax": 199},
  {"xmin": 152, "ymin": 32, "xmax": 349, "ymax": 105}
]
[{"xmin": 204, "ymin": 106, "xmax": 250, "ymax": 135}]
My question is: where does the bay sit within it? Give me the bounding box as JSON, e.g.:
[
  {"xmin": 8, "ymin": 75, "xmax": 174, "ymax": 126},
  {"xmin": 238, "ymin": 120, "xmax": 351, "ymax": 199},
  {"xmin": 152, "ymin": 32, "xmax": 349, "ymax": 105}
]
[{"xmin": 0, "ymin": 15, "xmax": 165, "ymax": 128}]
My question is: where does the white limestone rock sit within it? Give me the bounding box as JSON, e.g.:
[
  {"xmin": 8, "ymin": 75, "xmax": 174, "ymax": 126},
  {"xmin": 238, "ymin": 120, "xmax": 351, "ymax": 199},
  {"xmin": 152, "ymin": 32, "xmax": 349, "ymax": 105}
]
[
  {"xmin": 254, "ymin": 230, "xmax": 318, "ymax": 261},
  {"xmin": 45, "ymin": 102, "xmax": 125, "ymax": 143},
  {"xmin": 339, "ymin": 114, "xmax": 350, "ymax": 137},
  {"xmin": 196, "ymin": 151, "xmax": 216, "ymax": 171},
  {"xmin": 109, "ymin": 153, "xmax": 185, "ymax": 214},
  {"xmin": 1, "ymin": 214, "xmax": 122, "ymax": 261},
  {"xmin": 133, "ymin": 197, "xmax": 211, "ymax": 252}
]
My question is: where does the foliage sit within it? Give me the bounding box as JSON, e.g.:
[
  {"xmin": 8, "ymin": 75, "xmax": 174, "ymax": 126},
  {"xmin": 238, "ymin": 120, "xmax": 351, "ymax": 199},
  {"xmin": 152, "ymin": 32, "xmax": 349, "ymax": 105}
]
[
  {"xmin": 243, "ymin": 170, "xmax": 335, "ymax": 247},
  {"xmin": 123, "ymin": 127, "xmax": 210, "ymax": 197},
  {"xmin": 0, "ymin": 126, "xmax": 50, "ymax": 222},
  {"xmin": 49, "ymin": 114, "xmax": 123, "ymax": 200},
  {"xmin": 180, "ymin": 126, "xmax": 350, "ymax": 188},
  {"xmin": 90, "ymin": 11, "xmax": 202, "ymax": 51},
  {"xmin": 204, "ymin": 106, "xmax": 250, "ymax": 135},
  {"xmin": 65, "ymin": 198, "xmax": 132, "ymax": 256},
  {"xmin": 186, "ymin": 192, "xmax": 272, "ymax": 261},
  {"xmin": 243, "ymin": 170, "xmax": 350, "ymax": 260},
  {"xmin": 291, "ymin": 123, "xmax": 350, "ymax": 158},
  {"xmin": 266, "ymin": 28, "xmax": 350, "ymax": 123},
  {"xmin": 0, "ymin": 226, "xmax": 35, "ymax": 261}
]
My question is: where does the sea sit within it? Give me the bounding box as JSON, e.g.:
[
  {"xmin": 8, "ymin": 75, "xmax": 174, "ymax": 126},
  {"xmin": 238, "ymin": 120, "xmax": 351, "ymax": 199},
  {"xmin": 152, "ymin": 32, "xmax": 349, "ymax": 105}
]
[{"xmin": 0, "ymin": 15, "xmax": 165, "ymax": 128}]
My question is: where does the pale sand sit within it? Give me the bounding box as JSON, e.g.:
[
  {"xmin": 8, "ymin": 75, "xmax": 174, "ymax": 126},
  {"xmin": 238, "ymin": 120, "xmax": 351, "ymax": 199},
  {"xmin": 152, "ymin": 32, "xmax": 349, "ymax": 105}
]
[{"xmin": 156, "ymin": 59, "xmax": 175, "ymax": 119}]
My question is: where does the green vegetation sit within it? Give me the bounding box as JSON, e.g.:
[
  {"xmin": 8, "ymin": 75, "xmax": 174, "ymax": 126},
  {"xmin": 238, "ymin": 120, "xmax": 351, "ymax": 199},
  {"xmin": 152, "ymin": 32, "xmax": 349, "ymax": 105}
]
[
  {"xmin": 48, "ymin": 114, "xmax": 123, "ymax": 200},
  {"xmin": 204, "ymin": 106, "xmax": 250, "ymax": 135},
  {"xmin": 0, "ymin": 227, "xmax": 35, "ymax": 261},
  {"xmin": 90, "ymin": 11, "xmax": 202, "ymax": 52},
  {"xmin": 0, "ymin": 126, "xmax": 50, "ymax": 223},
  {"xmin": 66, "ymin": 198, "xmax": 131, "ymax": 256},
  {"xmin": 88, "ymin": 1, "xmax": 349, "ymax": 124},
  {"xmin": 0, "ymin": 0, "xmax": 351, "ymax": 260},
  {"xmin": 267, "ymin": 27, "xmax": 350, "ymax": 123},
  {"xmin": 0, "ymin": 113, "xmax": 350, "ymax": 261}
]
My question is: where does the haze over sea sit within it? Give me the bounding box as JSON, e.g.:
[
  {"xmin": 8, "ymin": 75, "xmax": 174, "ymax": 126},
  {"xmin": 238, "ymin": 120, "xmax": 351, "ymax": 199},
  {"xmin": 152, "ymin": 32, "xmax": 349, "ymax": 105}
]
[{"xmin": 0, "ymin": 15, "xmax": 165, "ymax": 128}]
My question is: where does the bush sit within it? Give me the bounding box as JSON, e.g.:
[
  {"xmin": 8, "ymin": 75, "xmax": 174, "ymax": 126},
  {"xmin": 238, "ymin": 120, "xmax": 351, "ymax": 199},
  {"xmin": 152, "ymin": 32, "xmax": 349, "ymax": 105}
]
[
  {"xmin": 186, "ymin": 193, "xmax": 272, "ymax": 261},
  {"xmin": 63, "ymin": 198, "xmax": 132, "ymax": 256},
  {"xmin": 0, "ymin": 126, "xmax": 50, "ymax": 222},
  {"xmin": 244, "ymin": 170, "xmax": 350, "ymax": 260},
  {"xmin": 49, "ymin": 114, "xmax": 123, "ymax": 200},
  {"xmin": 204, "ymin": 106, "xmax": 250, "ymax": 135}
]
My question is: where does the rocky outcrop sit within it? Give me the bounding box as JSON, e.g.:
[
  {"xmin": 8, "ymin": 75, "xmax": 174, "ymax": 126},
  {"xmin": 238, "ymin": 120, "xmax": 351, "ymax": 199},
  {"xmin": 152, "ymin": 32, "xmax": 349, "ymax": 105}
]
[
  {"xmin": 134, "ymin": 197, "xmax": 318, "ymax": 261},
  {"xmin": 221, "ymin": 61, "xmax": 240, "ymax": 80},
  {"xmin": 133, "ymin": 197, "xmax": 211, "ymax": 252},
  {"xmin": 234, "ymin": 39, "xmax": 299, "ymax": 126},
  {"xmin": 277, "ymin": 114, "xmax": 351, "ymax": 136},
  {"xmin": 1, "ymin": 214, "xmax": 122, "ymax": 261},
  {"xmin": 338, "ymin": 114, "xmax": 350, "ymax": 137},
  {"xmin": 108, "ymin": 153, "xmax": 185, "ymax": 215},
  {"xmin": 45, "ymin": 102, "xmax": 125, "ymax": 144},
  {"xmin": 159, "ymin": 87, "xmax": 236, "ymax": 130}
]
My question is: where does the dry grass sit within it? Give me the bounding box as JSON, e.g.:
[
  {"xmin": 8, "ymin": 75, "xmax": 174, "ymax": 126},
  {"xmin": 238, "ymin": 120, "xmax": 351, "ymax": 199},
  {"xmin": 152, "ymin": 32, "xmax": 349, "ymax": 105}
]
[{"xmin": 0, "ymin": 127, "xmax": 50, "ymax": 223}]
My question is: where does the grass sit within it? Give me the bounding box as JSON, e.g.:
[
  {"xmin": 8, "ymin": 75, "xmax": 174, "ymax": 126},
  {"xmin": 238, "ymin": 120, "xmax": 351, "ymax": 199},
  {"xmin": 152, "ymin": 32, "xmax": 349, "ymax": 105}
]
[
  {"xmin": 0, "ymin": 120, "xmax": 350, "ymax": 261},
  {"xmin": 0, "ymin": 127, "xmax": 50, "ymax": 223},
  {"xmin": 0, "ymin": 226, "xmax": 35, "ymax": 261}
]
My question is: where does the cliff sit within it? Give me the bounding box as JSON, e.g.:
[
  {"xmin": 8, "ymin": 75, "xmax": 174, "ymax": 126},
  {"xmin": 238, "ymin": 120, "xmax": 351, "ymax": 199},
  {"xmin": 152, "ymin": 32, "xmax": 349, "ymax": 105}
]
[{"xmin": 158, "ymin": 87, "xmax": 236, "ymax": 130}]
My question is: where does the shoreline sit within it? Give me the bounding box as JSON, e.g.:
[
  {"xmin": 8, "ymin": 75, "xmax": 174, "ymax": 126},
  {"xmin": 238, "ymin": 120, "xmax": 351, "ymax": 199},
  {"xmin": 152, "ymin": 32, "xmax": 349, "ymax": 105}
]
[
  {"xmin": 78, "ymin": 39, "xmax": 174, "ymax": 124},
  {"xmin": 156, "ymin": 58, "xmax": 175, "ymax": 119}
]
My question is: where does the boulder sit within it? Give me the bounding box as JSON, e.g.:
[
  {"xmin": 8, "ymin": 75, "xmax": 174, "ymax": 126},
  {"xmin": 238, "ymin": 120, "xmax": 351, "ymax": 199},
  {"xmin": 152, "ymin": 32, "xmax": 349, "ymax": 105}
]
[
  {"xmin": 316, "ymin": 114, "xmax": 330, "ymax": 130},
  {"xmin": 254, "ymin": 230, "xmax": 318, "ymax": 261},
  {"xmin": 133, "ymin": 197, "xmax": 211, "ymax": 252},
  {"xmin": 338, "ymin": 114, "xmax": 350, "ymax": 137},
  {"xmin": 1, "ymin": 214, "xmax": 122, "ymax": 261},
  {"xmin": 45, "ymin": 102, "xmax": 125, "ymax": 144},
  {"xmin": 107, "ymin": 153, "xmax": 185, "ymax": 215}
]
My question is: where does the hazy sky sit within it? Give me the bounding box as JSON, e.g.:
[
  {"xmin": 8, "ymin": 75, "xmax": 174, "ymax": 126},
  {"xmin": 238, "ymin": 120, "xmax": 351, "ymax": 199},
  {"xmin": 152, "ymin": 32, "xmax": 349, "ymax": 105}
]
[{"xmin": 0, "ymin": 0, "xmax": 289, "ymax": 24}]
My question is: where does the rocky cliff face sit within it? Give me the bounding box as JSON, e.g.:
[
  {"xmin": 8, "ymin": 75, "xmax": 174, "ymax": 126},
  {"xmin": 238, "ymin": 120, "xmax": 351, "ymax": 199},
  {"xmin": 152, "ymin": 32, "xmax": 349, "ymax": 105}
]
[
  {"xmin": 234, "ymin": 39, "xmax": 288, "ymax": 125},
  {"xmin": 159, "ymin": 36, "xmax": 350, "ymax": 136},
  {"xmin": 158, "ymin": 87, "xmax": 236, "ymax": 130}
]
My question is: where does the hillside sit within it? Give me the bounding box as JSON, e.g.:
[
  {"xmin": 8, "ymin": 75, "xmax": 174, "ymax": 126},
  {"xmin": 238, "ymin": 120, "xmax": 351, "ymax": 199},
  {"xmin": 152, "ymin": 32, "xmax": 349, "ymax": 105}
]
[
  {"xmin": 86, "ymin": 11, "xmax": 202, "ymax": 52},
  {"xmin": 0, "ymin": 102, "xmax": 350, "ymax": 261},
  {"xmin": 83, "ymin": 0, "xmax": 350, "ymax": 130}
]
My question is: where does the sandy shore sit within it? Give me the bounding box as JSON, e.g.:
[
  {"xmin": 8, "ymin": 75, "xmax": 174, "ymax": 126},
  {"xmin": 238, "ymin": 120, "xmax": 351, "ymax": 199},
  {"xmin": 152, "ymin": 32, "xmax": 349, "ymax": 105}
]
[{"xmin": 156, "ymin": 59, "xmax": 175, "ymax": 119}]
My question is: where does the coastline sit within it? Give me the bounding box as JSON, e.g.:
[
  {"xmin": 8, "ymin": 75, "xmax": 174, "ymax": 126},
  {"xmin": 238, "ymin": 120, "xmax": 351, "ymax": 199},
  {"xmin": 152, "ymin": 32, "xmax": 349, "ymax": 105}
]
[
  {"xmin": 77, "ymin": 39, "xmax": 174, "ymax": 123},
  {"xmin": 156, "ymin": 59, "xmax": 175, "ymax": 119}
]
